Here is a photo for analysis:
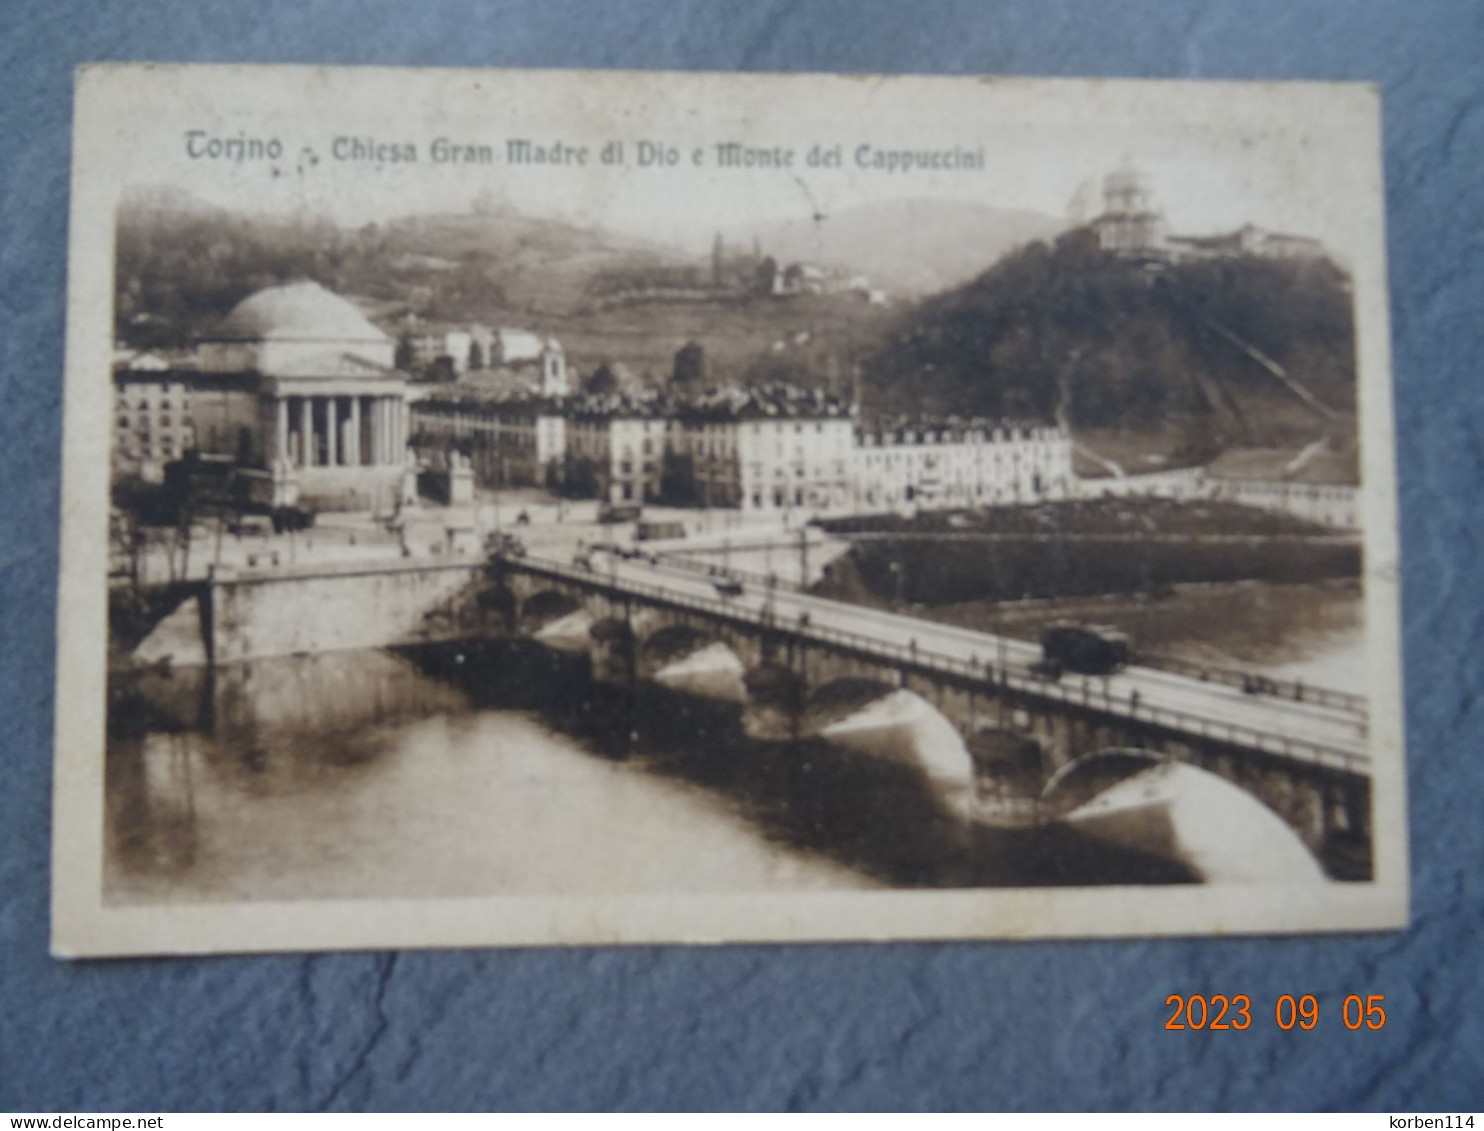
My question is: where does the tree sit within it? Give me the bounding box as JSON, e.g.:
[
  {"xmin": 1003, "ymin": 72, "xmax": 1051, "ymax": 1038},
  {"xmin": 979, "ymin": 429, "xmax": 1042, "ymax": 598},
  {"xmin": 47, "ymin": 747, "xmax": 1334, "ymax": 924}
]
[
  {"xmin": 394, "ymin": 332, "xmax": 417, "ymax": 373},
  {"xmin": 586, "ymin": 362, "xmax": 621, "ymax": 396},
  {"xmin": 754, "ymin": 256, "xmax": 778, "ymax": 295},
  {"xmin": 467, "ymin": 339, "xmax": 485, "ymax": 371},
  {"xmin": 671, "ymin": 341, "xmax": 705, "ymax": 387},
  {"xmin": 561, "ymin": 454, "xmax": 598, "ymax": 498}
]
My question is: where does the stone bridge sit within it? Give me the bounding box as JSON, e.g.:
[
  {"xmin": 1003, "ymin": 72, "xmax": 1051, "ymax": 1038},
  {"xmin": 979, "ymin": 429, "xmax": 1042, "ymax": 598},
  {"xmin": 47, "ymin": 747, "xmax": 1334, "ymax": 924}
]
[{"xmin": 484, "ymin": 553, "xmax": 1372, "ymax": 877}]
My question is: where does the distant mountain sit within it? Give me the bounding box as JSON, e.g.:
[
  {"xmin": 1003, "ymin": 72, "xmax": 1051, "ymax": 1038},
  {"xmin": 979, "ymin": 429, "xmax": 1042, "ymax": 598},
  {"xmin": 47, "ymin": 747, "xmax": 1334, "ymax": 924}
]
[{"xmin": 738, "ymin": 199, "xmax": 1064, "ymax": 295}]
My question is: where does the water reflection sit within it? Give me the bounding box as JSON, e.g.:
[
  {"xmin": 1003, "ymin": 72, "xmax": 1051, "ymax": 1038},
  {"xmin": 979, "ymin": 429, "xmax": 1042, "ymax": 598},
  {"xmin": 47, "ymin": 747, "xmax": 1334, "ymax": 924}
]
[{"xmin": 105, "ymin": 643, "xmax": 1190, "ymax": 905}]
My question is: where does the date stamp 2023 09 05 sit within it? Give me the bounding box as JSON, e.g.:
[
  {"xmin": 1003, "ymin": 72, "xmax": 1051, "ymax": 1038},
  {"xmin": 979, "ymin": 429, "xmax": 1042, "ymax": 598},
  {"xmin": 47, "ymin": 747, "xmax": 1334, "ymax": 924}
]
[{"xmin": 1163, "ymin": 993, "xmax": 1390, "ymax": 1031}]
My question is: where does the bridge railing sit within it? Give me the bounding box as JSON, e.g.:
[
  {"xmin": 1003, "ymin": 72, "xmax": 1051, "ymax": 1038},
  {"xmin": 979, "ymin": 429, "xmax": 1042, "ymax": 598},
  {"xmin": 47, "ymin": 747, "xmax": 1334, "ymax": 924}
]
[
  {"xmin": 1134, "ymin": 652, "xmax": 1367, "ymax": 716},
  {"xmin": 651, "ymin": 551, "xmax": 807, "ymax": 594},
  {"xmin": 651, "ymin": 550, "xmax": 1368, "ymax": 719},
  {"xmin": 501, "ymin": 554, "xmax": 1372, "ymax": 778}
]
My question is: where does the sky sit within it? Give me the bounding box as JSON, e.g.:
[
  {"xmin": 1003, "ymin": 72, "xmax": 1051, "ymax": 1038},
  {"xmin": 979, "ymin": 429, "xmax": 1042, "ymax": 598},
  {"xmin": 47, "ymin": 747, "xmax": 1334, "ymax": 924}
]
[{"xmin": 96, "ymin": 66, "xmax": 1382, "ymax": 261}]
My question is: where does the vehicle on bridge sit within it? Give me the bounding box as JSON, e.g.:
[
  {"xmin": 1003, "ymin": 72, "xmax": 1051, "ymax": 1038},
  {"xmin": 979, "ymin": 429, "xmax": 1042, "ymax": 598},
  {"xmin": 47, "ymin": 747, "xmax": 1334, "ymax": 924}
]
[
  {"xmin": 636, "ymin": 519, "xmax": 686, "ymax": 542},
  {"xmin": 485, "ymin": 531, "xmax": 527, "ymax": 557},
  {"xmin": 712, "ymin": 577, "xmax": 745, "ymax": 599},
  {"xmin": 1034, "ymin": 622, "xmax": 1131, "ymax": 679},
  {"xmin": 597, "ymin": 502, "xmax": 643, "ymax": 524}
]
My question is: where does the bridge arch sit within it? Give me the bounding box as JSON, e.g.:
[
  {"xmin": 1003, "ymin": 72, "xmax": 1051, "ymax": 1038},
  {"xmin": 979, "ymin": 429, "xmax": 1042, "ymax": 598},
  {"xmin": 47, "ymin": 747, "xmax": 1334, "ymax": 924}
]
[
  {"xmin": 639, "ymin": 624, "xmax": 714, "ymax": 670},
  {"xmin": 1042, "ymin": 748, "xmax": 1325, "ymax": 883},
  {"xmin": 808, "ymin": 678, "xmax": 976, "ymax": 801},
  {"xmin": 637, "ymin": 625, "xmax": 747, "ymax": 701},
  {"xmin": 520, "ymin": 588, "xmax": 582, "ymax": 627},
  {"xmin": 521, "ymin": 589, "xmax": 592, "ymax": 653}
]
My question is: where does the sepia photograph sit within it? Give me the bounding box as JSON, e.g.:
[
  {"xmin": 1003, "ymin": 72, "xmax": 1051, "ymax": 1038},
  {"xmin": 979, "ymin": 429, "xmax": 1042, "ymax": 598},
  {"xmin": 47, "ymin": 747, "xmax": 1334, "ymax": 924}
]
[{"xmin": 52, "ymin": 65, "xmax": 1407, "ymax": 955}]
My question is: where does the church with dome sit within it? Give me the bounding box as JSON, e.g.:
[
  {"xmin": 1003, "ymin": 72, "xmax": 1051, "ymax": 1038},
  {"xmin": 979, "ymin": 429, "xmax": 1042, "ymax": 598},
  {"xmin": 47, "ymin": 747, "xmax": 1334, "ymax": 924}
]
[
  {"xmin": 1084, "ymin": 163, "xmax": 1326, "ymax": 264},
  {"xmin": 114, "ymin": 281, "xmax": 413, "ymax": 511}
]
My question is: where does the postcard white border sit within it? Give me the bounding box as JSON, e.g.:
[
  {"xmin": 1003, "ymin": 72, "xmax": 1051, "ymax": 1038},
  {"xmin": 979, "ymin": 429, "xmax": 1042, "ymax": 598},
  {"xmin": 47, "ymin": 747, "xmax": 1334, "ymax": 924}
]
[{"xmin": 52, "ymin": 64, "xmax": 1408, "ymax": 957}]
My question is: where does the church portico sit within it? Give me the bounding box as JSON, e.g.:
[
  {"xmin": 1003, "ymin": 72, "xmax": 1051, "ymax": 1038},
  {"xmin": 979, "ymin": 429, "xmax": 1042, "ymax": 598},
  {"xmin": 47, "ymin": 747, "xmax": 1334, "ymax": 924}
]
[
  {"xmin": 270, "ymin": 382, "xmax": 409, "ymax": 466},
  {"xmin": 270, "ymin": 389, "xmax": 408, "ymax": 470},
  {"xmin": 262, "ymin": 379, "xmax": 409, "ymax": 510}
]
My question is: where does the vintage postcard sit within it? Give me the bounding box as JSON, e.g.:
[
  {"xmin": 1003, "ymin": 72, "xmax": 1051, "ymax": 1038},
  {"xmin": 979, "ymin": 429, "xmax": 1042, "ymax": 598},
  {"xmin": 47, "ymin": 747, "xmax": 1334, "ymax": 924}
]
[{"xmin": 53, "ymin": 64, "xmax": 1406, "ymax": 956}]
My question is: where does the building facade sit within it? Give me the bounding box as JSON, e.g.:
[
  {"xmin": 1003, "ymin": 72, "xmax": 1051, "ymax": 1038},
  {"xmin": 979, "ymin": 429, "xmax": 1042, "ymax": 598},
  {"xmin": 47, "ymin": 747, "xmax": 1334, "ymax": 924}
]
[
  {"xmin": 853, "ymin": 422, "xmax": 1073, "ymax": 511},
  {"xmin": 113, "ymin": 361, "xmax": 199, "ymax": 467},
  {"xmin": 567, "ymin": 402, "xmax": 669, "ymax": 504},
  {"xmin": 671, "ymin": 386, "xmax": 857, "ymax": 512},
  {"xmin": 410, "ymin": 395, "xmax": 567, "ymax": 488},
  {"xmin": 1205, "ymin": 477, "xmax": 1359, "ymax": 530}
]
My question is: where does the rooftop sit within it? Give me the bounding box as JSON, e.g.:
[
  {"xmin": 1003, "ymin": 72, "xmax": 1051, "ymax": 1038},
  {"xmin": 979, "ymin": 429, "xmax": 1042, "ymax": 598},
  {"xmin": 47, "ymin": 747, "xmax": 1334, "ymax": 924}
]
[
  {"xmin": 679, "ymin": 383, "xmax": 855, "ymax": 423},
  {"xmin": 208, "ymin": 281, "xmax": 390, "ymax": 345}
]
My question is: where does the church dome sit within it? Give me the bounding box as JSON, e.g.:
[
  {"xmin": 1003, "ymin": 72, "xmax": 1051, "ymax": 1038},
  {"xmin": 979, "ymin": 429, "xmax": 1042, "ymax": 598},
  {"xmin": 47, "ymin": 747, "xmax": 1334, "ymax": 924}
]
[
  {"xmin": 1105, "ymin": 166, "xmax": 1144, "ymax": 192},
  {"xmin": 214, "ymin": 281, "xmax": 388, "ymax": 344}
]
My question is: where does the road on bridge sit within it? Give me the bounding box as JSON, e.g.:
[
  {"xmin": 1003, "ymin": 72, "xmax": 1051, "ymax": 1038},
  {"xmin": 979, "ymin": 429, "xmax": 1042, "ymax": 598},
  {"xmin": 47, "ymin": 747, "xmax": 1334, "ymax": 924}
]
[{"xmin": 529, "ymin": 550, "xmax": 1370, "ymax": 776}]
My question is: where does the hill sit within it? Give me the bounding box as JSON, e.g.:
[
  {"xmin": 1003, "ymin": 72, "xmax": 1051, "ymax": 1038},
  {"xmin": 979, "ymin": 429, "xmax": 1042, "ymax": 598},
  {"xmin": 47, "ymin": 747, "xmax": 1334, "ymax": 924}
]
[
  {"xmin": 738, "ymin": 198, "xmax": 1062, "ymax": 295},
  {"xmin": 113, "ymin": 189, "xmax": 697, "ymax": 347},
  {"xmin": 374, "ymin": 209, "xmax": 691, "ymax": 315},
  {"xmin": 860, "ymin": 229, "xmax": 1357, "ymax": 460}
]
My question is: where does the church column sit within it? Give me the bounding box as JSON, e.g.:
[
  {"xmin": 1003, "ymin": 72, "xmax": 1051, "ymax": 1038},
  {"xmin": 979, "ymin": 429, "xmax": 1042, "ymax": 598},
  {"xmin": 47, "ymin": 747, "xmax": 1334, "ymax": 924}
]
[
  {"xmin": 300, "ymin": 397, "xmax": 314, "ymax": 467},
  {"xmin": 392, "ymin": 399, "xmax": 405, "ymax": 462},
  {"xmin": 276, "ymin": 399, "xmax": 289, "ymax": 464},
  {"xmin": 350, "ymin": 396, "xmax": 362, "ymax": 466},
  {"xmin": 326, "ymin": 397, "xmax": 339, "ymax": 467}
]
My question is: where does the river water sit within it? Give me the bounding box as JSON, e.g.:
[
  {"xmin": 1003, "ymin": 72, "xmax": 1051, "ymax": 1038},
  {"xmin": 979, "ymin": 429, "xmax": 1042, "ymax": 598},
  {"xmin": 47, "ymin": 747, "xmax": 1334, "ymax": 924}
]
[
  {"xmin": 104, "ymin": 580, "xmax": 1364, "ymax": 904},
  {"xmin": 105, "ymin": 646, "xmax": 881, "ymax": 904}
]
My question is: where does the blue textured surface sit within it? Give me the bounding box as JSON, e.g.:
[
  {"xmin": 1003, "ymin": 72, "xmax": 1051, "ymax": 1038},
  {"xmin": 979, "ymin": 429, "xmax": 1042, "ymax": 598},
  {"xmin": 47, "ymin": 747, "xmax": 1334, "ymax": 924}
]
[{"xmin": 2, "ymin": 0, "xmax": 1481, "ymax": 1112}]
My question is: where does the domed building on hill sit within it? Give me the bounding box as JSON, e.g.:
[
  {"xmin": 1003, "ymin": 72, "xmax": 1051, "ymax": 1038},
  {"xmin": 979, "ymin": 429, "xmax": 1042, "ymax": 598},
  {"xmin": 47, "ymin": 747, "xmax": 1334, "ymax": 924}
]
[
  {"xmin": 1087, "ymin": 162, "xmax": 1326, "ymax": 264},
  {"xmin": 115, "ymin": 281, "xmax": 412, "ymax": 511},
  {"xmin": 1090, "ymin": 163, "xmax": 1168, "ymax": 257}
]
